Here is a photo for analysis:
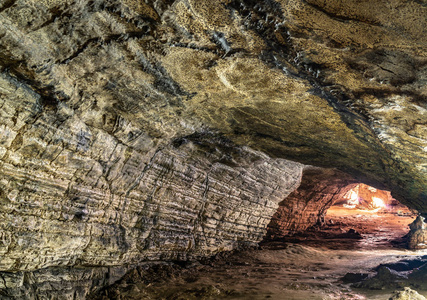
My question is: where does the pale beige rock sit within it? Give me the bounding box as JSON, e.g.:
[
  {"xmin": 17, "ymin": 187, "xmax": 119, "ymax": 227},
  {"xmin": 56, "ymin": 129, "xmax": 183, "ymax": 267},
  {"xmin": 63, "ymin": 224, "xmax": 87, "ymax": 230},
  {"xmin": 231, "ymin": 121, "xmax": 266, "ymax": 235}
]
[
  {"xmin": 0, "ymin": 0, "xmax": 426, "ymax": 298},
  {"xmin": 390, "ymin": 287, "xmax": 427, "ymax": 300},
  {"xmin": 408, "ymin": 216, "xmax": 427, "ymax": 250}
]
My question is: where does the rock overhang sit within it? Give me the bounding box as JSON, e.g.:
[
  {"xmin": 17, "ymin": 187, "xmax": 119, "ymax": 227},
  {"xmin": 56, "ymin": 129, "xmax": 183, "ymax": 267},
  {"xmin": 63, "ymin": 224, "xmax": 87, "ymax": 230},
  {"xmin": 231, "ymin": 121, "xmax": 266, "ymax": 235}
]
[{"xmin": 0, "ymin": 0, "xmax": 426, "ymax": 273}]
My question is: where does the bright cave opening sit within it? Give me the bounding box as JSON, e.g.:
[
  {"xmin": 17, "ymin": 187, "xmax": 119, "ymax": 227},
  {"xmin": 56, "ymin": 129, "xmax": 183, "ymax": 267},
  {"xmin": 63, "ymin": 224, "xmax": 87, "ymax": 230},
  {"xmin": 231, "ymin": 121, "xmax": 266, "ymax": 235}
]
[
  {"xmin": 265, "ymin": 178, "xmax": 419, "ymax": 251},
  {"xmin": 323, "ymin": 183, "xmax": 417, "ymax": 250},
  {"xmin": 337, "ymin": 184, "xmax": 401, "ymax": 211}
]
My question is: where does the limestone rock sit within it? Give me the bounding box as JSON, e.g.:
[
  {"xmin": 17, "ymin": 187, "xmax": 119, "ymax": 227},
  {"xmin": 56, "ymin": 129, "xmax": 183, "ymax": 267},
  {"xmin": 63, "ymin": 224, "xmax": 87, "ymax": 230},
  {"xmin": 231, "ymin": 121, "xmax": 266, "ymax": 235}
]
[
  {"xmin": 0, "ymin": 130, "xmax": 303, "ymax": 271},
  {"xmin": 0, "ymin": 0, "xmax": 425, "ymax": 207},
  {"xmin": 341, "ymin": 272, "xmax": 369, "ymax": 284},
  {"xmin": 408, "ymin": 262, "xmax": 427, "ymax": 282},
  {"xmin": 408, "ymin": 216, "xmax": 427, "ymax": 249},
  {"xmin": 0, "ymin": 266, "xmax": 130, "ymax": 300},
  {"xmin": 410, "ymin": 216, "xmax": 426, "ymax": 231},
  {"xmin": 389, "ymin": 287, "xmax": 427, "ymax": 300},
  {"xmin": 266, "ymin": 167, "xmax": 356, "ymax": 237},
  {"xmin": 0, "ymin": 0, "xmax": 426, "ymax": 298}
]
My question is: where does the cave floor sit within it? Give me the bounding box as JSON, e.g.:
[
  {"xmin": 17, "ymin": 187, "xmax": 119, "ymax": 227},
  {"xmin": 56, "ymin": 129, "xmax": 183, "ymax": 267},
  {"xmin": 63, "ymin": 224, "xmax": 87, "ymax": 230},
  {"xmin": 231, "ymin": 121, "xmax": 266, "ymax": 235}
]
[
  {"xmin": 95, "ymin": 209, "xmax": 427, "ymax": 300},
  {"xmin": 283, "ymin": 205, "xmax": 417, "ymax": 250}
]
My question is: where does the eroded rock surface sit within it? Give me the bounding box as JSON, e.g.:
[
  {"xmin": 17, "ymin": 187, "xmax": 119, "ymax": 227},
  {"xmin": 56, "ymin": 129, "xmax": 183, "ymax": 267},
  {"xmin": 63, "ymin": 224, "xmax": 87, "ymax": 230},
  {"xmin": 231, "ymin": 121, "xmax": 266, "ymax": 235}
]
[
  {"xmin": 390, "ymin": 288, "xmax": 427, "ymax": 300},
  {"xmin": 266, "ymin": 167, "xmax": 356, "ymax": 237},
  {"xmin": 408, "ymin": 216, "xmax": 427, "ymax": 249},
  {"xmin": 0, "ymin": 0, "xmax": 426, "ymax": 298},
  {"xmin": 0, "ymin": 126, "xmax": 303, "ymax": 298}
]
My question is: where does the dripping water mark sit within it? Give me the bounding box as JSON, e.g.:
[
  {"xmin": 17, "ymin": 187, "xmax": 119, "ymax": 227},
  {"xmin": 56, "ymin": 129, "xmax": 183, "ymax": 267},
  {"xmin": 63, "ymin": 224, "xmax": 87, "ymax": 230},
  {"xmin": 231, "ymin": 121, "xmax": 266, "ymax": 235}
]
[
  {"xmin": 226, "ymin": 0, "xmax": 300, "ymax": 78},
  {"xmin": 210, "ymin": 31, "xmax": 232, "ymax": 58}
]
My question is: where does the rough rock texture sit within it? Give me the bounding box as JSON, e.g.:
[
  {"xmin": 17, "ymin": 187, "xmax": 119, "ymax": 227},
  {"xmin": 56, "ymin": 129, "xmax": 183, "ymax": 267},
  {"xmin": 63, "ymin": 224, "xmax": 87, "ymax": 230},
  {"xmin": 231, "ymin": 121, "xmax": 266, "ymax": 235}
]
[
  {"xmin": 0, "ymin": 125, "xmax": 302, "ymax": 298},
  {"xmin": 0, "ymin": 126, "xmax": 302, "ymax": 268},
  {"xmin": 266, "ymin": 167, "xmax": 356, "ymax": 238},
  {"xmin": 408, "ymin": 216, "xmax": 427, "ymax": 249},
  {"xmin": 389, "ymin": 287, "xmax": 427, "ymax": 300},
  {"xmin": 0, "ymin": 266, "xmax": 131, "ymax": 300},
  {"xmin": 1, "ymin": 0, "xmax": 426, "ymax": 204},
  {"xmin": 0, "ymin": 0, "xmax": 426, "ymax": 298},
  {"xmin": 354, "ymin": 260, "xmax": 427, "ymax": 298},
  {"xmin": 355, "ymin": 266, "xmax": 408, "ymax": 290}
]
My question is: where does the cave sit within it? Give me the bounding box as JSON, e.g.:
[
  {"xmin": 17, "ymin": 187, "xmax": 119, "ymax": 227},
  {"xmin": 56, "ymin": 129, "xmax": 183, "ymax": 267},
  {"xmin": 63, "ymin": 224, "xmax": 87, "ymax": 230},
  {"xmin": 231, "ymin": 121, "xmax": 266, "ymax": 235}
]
[
  {"xmin": 266, "ymin": 177, "xmax": 418, "ymax": 250},
  {"xmin": 0, "ymin": 0, "xmax": 426, "ymax": 299}
]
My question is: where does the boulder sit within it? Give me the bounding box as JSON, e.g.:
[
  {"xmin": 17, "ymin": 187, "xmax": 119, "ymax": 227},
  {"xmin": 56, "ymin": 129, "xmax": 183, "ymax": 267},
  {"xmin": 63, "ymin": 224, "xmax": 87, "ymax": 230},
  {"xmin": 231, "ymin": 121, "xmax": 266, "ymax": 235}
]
[{"xmin": 408, "ymin": 216, "xmax": 427, "ymax": 250}]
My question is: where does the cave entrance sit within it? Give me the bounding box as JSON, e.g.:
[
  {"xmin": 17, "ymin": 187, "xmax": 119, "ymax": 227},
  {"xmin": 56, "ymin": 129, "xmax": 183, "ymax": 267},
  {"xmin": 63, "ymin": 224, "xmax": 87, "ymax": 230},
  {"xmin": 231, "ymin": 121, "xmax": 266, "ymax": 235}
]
[{"xmin": 322, "ymin": 183, "xmax": 417, "ymax": 250}]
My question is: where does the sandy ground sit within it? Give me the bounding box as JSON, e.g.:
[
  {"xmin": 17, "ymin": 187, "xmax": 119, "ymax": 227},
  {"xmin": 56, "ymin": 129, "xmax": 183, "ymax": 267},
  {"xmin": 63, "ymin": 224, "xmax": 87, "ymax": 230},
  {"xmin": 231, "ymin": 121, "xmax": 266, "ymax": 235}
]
[{"xmin": 94, "ymin": 207, "xmax": 427, "ymax": 300}]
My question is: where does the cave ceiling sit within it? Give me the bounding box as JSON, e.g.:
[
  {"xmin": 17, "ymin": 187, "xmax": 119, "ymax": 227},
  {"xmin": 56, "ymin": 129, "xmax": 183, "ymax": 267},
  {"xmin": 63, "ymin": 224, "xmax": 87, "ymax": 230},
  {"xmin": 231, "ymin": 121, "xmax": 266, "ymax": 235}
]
[{"xmin": 0, "ymin": 1, "xmax": 426, "ymax": 207}]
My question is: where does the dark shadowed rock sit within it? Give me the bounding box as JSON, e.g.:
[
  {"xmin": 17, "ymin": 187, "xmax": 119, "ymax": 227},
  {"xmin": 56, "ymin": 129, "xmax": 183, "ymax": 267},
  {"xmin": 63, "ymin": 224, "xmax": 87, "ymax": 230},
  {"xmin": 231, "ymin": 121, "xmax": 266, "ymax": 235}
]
[
  {"xmin": 389, "ymin": 287, "xmax": 427, "ymax": 300},
  {"xmin": 342, "ymin": 272, "xmax": 369, "ymax": 284}
]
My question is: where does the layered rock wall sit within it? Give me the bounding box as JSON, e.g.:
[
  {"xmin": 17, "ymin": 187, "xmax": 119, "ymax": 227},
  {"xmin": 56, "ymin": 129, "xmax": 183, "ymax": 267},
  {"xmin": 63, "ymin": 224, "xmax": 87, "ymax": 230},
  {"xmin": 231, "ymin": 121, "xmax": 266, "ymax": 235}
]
[
  {"xmin": 0, "ymin": 0, "xmax": 425, "ymax": 208},
  {"xmin": 0, "ymin": 0, "xmax": 426, "ymax": 298},
  {"xmin": 266, "ymin": 167, "xmax": 356, "ymax": 238},
  {"xmin": 0, "ymin": 75, "xmax": 303, "ymax": 295}
]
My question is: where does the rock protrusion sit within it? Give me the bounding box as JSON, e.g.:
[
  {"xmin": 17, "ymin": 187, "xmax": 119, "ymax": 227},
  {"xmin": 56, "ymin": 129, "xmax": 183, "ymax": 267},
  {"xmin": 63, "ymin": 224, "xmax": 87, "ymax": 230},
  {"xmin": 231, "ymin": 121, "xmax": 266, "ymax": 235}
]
[
  {"xmin": 408, "ymin": 216, "xmax": 427, "ymax": 250},
  {"xmin": 389, "ymin": 287, "xmax": 427, "ymax": 300}
]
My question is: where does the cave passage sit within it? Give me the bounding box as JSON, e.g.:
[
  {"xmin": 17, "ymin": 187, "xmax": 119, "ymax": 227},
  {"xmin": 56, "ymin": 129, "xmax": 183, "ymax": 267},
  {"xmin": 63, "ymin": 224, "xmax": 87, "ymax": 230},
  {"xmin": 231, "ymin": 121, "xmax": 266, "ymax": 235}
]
[
  {"xmin": 265, "ymin": 182, "xmax": 417, "ymax": 251},
  {"xmin": 322, "ymin": 183, "xmax": 417, "ymax": 250}
]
